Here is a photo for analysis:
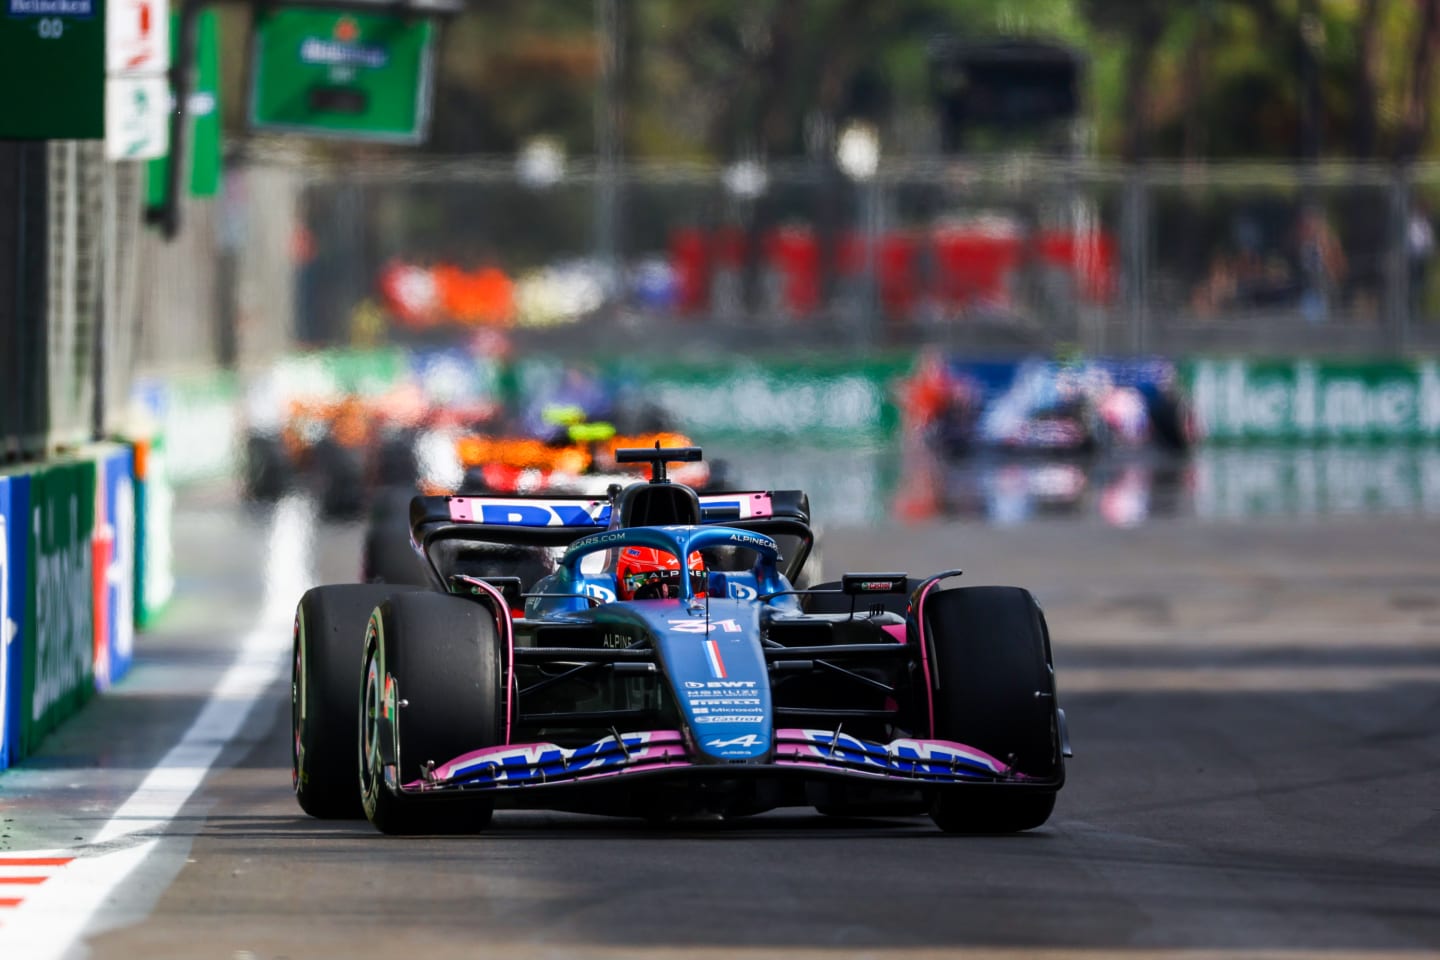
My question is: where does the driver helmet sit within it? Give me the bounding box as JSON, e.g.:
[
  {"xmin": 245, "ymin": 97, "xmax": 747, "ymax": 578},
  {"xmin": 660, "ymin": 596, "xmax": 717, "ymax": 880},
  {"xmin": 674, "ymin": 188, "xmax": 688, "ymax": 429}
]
[{"xmin": 616, "ymin": 547, "xmax": 706, "ymax": 600}]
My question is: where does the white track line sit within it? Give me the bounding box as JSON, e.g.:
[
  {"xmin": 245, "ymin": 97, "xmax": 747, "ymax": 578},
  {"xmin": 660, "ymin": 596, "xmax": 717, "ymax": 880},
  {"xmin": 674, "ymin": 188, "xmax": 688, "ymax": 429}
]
[{"xmin": 0, "ymin": 495, "xmax": 313, "ymax": 959}]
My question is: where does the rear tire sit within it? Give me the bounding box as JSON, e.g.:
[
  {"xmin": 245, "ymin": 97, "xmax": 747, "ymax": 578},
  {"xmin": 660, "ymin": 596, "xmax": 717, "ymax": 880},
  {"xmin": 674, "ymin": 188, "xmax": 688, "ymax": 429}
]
[
  {"xmin": 362, "ymin": 486, "xmax": 429, "ymax": 586},
  {"xmin": 361, "ymin": 592, "xmax": 505, "ymax": 835},
  {"xmin": 315, "ymin": 438, "xmax": 366, "ymax": 519},
  {"xmin": 243, "ymin": 434, "xmax": 289, "ymax": 502},
  {"xmin": 293, "ymin": 584, "xmax": 413, "ymax": 819},
  {"xmin": 921, "ymin": 585, "xmax": 1062, "ymax": 833}
]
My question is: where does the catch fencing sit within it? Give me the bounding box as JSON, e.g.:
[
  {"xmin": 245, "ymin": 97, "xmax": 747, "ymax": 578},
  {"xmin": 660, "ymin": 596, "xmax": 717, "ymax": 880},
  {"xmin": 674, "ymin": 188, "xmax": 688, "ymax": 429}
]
[
  {"xmin": 1, "ymin": 142, "xmax": 147, "ymax": 461},
  {"xmin": 10, "ymin": 150, "xmax": 1440, "ymax": 466},
  {"xmin": 263, "ymin": 154, "xmax": 1440, "ymax": 360}
]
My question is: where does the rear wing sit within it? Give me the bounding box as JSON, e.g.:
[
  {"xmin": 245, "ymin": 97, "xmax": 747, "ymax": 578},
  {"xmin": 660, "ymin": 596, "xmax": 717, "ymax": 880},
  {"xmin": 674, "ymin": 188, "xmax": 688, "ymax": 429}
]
[{"xmin": 409, "ymin": 489, "xmax": 813, "ymax": 580}]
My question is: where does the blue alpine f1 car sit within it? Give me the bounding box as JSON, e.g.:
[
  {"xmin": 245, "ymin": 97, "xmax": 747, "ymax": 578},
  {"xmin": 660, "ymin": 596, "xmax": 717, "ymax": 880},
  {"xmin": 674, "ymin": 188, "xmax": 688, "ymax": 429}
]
[{"xmin": 291, "ymin": 447, "xmax": 1070, "ymax": 834}]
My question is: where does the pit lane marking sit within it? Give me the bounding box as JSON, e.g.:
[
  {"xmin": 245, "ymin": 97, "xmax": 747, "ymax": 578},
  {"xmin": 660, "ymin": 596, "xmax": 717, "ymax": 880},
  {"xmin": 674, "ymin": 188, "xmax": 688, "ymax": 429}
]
[
  {"xmin": 0, "ymin": 855, "xmax": 74, "ymax": 915},
  {"xmin": 0, "ymin": 496, "xmax": 313, "ymax": 957}
]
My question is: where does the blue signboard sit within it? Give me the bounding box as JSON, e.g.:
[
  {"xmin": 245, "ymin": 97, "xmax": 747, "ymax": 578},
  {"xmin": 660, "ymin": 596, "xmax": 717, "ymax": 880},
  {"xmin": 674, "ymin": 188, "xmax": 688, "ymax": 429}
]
[
  {"xmin": 95, "ymin": 447, "xmax": 136, "ymax": 690},
  {"xmin": 0, "ymin": 474, "xmax": 28, "ymax": 770},
  {"xmin": 6, "ymin": 0, "xmax": 97, "ymax": 15}
]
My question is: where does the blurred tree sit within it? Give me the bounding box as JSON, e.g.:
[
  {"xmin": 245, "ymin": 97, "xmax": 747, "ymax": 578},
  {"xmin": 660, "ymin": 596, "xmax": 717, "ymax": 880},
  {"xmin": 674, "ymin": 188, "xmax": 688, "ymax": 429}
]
[
  {"xmin": 428, "ymin": 0, "xmax": 601, "ymax": 154},
  {"xmin": 1085, "ymin": 0, "xmax": 1440, "ymax": 161},
  {"xmin": 1396, "ymin": 0, "xmax": 1440, "ymax": 160},
  {"xmin": 222, "ymin": 0, "xmax": 1440, "ymax": 162},
  {"xmin": 421, "ymin": 0, "xmax": 1097, "ymax": 160}
]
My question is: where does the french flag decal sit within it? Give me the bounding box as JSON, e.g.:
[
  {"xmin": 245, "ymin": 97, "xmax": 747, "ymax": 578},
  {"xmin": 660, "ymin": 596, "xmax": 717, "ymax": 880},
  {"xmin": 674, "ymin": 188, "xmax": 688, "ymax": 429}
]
[{"xmin": 703, "ymin": 639, "xmax": 727, "ymax": 678}]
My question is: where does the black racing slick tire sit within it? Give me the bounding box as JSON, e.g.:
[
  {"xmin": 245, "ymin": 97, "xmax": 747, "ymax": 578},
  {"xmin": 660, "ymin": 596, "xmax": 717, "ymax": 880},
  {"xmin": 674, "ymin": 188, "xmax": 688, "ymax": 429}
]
[
  {"xmin": 361, "ymin": 592, "xmax": 505, "ymax": 835},
  {"xmin": 361, "ymin": 487, "xmax": 429, "ymax": 586},
  {"xmin": 314, "ymin": 438, "xmax": 366, "ymax": 520},
  {"xmin": 293, "ymin": 583, "xmax": 414, "ymax": 819},
  {"xmin": 922, "ymin": 585, "xmax": 1063, "ymax": 834},
  {"xmin": 243, "ymin": 433, "xmax": 289, "ymax": 502}
]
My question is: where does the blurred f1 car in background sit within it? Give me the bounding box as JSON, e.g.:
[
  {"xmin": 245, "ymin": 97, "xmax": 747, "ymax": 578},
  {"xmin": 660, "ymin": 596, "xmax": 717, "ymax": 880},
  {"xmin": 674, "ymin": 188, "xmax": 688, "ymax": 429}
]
[
  {"xmin": 243, "ymin": 389, "xmax": 497, "ymax": 517},
  {"xmin": 898, "ymin": 353, "xmax": 1191, "ymax": 460},
  {"xmin": 240, "ymin": 347, "xmax": 502, "ymax": 518},
  {"xmin": 241, "ymin": 349, "xmax": 723, "ymax": 522},
  {"xmin": 363, "ymin": 390, "xmax": 728, "ymax": 585},
  {"xmin": 291, "ymin": 446, "xmax": 1070, "ymax": 835},
  {"xmin": 360, "ymin": 415, "xmax": 725, "ymax": 586},
  {"xmin": 893, "ymin": 354, "xmax": 1193, "ymax": 525},
  {"xmin": 453, "ymin": 420, "xmax": 722, "ymax": 498}
]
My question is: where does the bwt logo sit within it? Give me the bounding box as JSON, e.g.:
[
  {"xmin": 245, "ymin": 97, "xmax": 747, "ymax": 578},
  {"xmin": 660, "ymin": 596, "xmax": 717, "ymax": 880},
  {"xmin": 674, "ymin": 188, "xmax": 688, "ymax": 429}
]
[
  {"xmin": 727, "ymin": 582, "xmax": 758, "ymax": 601},
  {"xmin": 579, "ymin": 581, "xmax": 616, "ymax": 603}
]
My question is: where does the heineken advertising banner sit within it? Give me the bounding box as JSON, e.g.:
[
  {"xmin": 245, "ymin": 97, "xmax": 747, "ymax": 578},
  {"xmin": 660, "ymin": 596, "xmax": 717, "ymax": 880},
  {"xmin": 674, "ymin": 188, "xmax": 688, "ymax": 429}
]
[
  {"xmin": 0, "ymin": 474, "xmax": 24, "ymax": 770},
  {"xmin": 23, "ymin": 459, "xmax": 96, "ymax": 756},
  {"xmin": 249, "ymin": 7, "xmax": 435, "ymax": 143},
  {"xmin": 1184, "ymin": 358, "xmax": 1440, "ymax": 443},
  {"xmin": 600, "ymin": 356, "xmax": 913, "ymax": 443}
]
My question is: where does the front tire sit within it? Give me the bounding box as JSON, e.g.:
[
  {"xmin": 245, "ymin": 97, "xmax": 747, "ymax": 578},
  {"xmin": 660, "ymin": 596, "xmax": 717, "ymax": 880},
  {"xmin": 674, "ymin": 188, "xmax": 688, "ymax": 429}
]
[
  {"xmin": 921, "ymin": 585, "xmax": 1063, "ymax": 833},
  {"xmin": 293, "ymin": 584, "xmax": 412, "ymax": 819},
  {"xmin": 361, "ymin": 592, "xmax": 505, "ymax": 835}
]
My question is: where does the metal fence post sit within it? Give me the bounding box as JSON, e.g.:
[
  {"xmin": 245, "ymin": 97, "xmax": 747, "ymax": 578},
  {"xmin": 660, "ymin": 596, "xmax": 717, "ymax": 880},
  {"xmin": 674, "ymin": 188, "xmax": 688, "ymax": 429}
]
[
  {"xmin": 1389, "ymin": 167, "xmax": 1412, "ymax": 353},
  {"xmin": 1121, "ymin": 168, "xmax": 1149, "ymax": 354},
  {"xmin": 19, "ymin": 143, "xmax": 49, "ymax": 460},
  {"xmin": 594, "ymin": 0, "xmax": 622, "ymax": 297},
  {"xmin": 0, "ymin": 145, "xmax": 18, "ymax": 460}
]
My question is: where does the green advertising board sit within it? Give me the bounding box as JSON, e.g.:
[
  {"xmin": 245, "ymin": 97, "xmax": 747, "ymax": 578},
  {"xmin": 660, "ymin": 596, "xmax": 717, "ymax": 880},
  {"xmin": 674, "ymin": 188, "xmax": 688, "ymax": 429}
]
[
  {"xmin": 586, "ymin": 356, "xmax": 912, "ymax": 443},
  {"xmin": 248, "ymin": 6, "xmax": 435, "ymax": 143},
  {"xmin": 275, "ymin": 346, "xmax": 409, "ymax": 395},
  {"xmin": 1183, "ymin": 357, "xmax": 1440, "ymax": 443},
  {"xmin": 22, "ymin": 459, "xmax": 95, "ymax": 755},
  {"xmin": 133, "ymin": 434, "xmax": 174, "ymax": 628},
  {"xmin": 146, "ymin": 9, "xmax": 221, "ymax": 206},
  {"xmin": 0, "ymin": 0, "xmax": 106, "ymax": 139}
]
